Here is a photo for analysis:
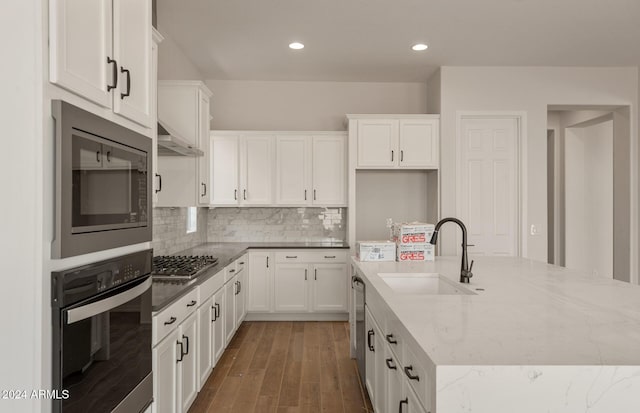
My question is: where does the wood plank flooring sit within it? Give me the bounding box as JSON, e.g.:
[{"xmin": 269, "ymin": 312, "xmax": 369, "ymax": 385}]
[{"xmin": 189, "ymin": 321, "xmax": 373, "ymax": 413}]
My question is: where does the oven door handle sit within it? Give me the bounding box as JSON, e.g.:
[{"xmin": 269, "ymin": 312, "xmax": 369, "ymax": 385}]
[{"xmin": 65, "ymin": 277, "xmax": 152, "ymax": 324}]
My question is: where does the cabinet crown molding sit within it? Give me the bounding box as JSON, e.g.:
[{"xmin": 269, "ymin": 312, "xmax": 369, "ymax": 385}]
[
  {"xmin": 158, "ymin": 80, "xmax": 213, "ymax": 97},
  {"xmin": 346, "ymin": 114, "xmax": 440, "ymax": 120}
]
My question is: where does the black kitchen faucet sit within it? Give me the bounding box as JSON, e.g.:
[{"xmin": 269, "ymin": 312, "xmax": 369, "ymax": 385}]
[{"xmin": 430, "ymin": 218, "xmax": 474, "ymax": 283}]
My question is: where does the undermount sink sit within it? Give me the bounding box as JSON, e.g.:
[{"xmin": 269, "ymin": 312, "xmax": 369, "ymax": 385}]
[{"xmin": 378, "ymin": 273, "xmax": 475, "ymax": 295}]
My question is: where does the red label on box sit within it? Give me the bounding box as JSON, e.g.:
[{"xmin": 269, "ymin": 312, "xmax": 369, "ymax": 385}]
[
  {"xmin": 401, "ymin": 233, "xmax": 426, "ymax": 243},
  {"xmin": 399, "ymin": 251, "xmax": 425, "ymax": 260}
]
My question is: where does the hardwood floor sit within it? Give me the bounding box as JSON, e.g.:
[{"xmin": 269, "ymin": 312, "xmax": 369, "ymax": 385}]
[{"xmin": 189, "ymin": 321, "xmax": 373, "ymax": 413}]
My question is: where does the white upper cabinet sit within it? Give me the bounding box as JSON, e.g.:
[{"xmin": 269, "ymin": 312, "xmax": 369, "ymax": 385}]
[
  {"xmin": 49, "ymin": 0, "xmax": 153, "ymax": 128},
  {"xmin": 312, "ymin": 135, "xmax": 347, "ymax": 205},
  {"xmin": 156, "ymin": 81, "xmax": 213, "ymax": 207},
  {"xmin": 275, "ymin": 136, "xmax": 311, "ymax": 205},
  {"xmin": 210, "ymin": 134, "xmax": 240, "ymax": 205},
  {"xmin": 351, "ymin": 115, "xmax": 440, "ymax": 169},
  {"xmin": 398, "ymin": 119, "xmax": 439, "ymax": 168},
  {"xmin": 111, "ymin": 0, "xmax": 152, "ymax": 127},
  {"xmin": 356, "ymin": 119, "xmax": 399, "ymax": 167},
  {"xmin": 240, "ymin": 135, "xmax": 275, "ymax": 205}
]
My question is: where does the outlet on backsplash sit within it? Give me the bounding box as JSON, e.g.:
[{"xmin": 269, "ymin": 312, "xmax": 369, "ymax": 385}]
[{"xmin": 207, "ymin": 207, "xmax": 347, "ymax": 242}]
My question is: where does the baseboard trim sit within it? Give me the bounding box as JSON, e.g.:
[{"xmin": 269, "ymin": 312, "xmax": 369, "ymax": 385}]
[{"xmin": 245, "ymin": 312, "xmax": 349, "ymax": 321}]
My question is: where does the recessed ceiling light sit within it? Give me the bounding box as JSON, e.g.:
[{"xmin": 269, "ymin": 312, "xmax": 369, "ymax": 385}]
[
  {"xmin": 289, "ymin": 42, "xmax": 304, "ymax": 50},
  {"xmin": 412, "ymin": 43, "xmax": 428, "ymax": 51}
]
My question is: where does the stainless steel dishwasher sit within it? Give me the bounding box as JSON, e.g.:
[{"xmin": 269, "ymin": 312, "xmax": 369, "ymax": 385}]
[{"xmin": 352, "ymin": 275, "xmax": 366, "ymax": 387}]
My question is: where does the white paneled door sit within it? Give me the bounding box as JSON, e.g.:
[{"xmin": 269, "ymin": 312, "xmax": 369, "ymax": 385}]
[{"xmin": 460, "ymin": 117, "xmax": 519, "ymax": 256}]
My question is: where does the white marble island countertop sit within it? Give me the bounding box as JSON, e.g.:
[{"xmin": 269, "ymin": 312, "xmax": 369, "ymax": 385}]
[{"xmin": 352, "ymin": 256, "xmax": 640, "ymax": 412}]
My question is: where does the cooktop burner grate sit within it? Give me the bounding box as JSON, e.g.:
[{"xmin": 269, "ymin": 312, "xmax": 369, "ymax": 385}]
[{"xmin": 152, "ymin": 255, "xmax": 218, "ymax": 279}]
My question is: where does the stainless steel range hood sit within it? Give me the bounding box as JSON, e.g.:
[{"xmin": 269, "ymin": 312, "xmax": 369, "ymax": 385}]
[{"xmin": 157, "ymin": 120, "xmax": 204, "ymax": 156}]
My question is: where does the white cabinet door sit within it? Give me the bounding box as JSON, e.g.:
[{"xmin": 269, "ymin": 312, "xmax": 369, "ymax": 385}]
[
  {"xmin": 365, "ymin": 307, "xmax": 377, "ymax": 402},
  {"xmin": 275, "ymin": 136, "xmax": 311, "ymax": 205},
  {"xmin": 399, "ymin": 119, "xmax": 439, "ymax": 168},
  {"xmin": 405, "ymin": 382, "xmax": 428, "ymax": 413},
  {"xmin": 153, "ymin": 329, "xmax": 178, "ymax": 413},
  {"xmin": 312, "ymin": 264, "xmax": 347, "ymax": 312},
  {"xmin": 112, "ymin": 0, "xmax": 152, "ymax": 127},
  {"xmin": 211, "ymin": 288, "xmax": 225, "ymax": 364},
  {"xmin": 312, "ymin": 135, "xmax": 346, "ymax": 205},
  {"xmin": 235, "ymin": 269, "xmax": 246, "ymax": 325},
  {"xmin": 197, "ymin": 92, "xmax": 211, "ymax": 205},
  {"xmin": 373, "ymin": 324, "xmax": 387, "ymax": 413},
  {"xmin": 274, "ymin": 264, "xmax": 309, "ymax": 312},
  {"xmin": 357, "ymin": 120, "xmax": 398, "ymax": 167},
  {"xmin": 49, "ymin": 0, "xmax": 113, "ymax": 109},
  {"xmin": 385, "ymin": 349, "xmax": 403, "ymax": 413},
  {"xmin": 156, "ymin": 157, "xmax": 197, "ymax": 207},
  {"xmin": 196, "ymin": 297, "xmax": 213, "ymax": 390},
  {"xmin": 247, "ymin": 252, "xmax": 273, "ymax": 312},
  {"xmin": 240, "ymin": 135, "xmax": 274, "ymax": 205},
  {"xmin": 178, "ymin": 313, "xmax": 198, "ymax": 413},
  {"xmin": 223, "ymin": 278, "xmax": 237, "ymax": 346},
  {"xmin": 210, "ymin": 134, "xmax": 240, "ymax": 205}
]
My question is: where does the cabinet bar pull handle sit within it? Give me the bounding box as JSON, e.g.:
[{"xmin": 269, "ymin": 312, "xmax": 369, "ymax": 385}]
[
  {"xmin": 391, "ymin": 150, "xmax": 394, "ymax": 162},
  {"xmin": 238, "ymin": 281, "xmax": 241, "ymax": 293},
  {"xmin": 120, "ymin": 67, "xmax": 131, "ymax": 99},
  {"xmin": 304, "ymin": 189, "xmax": 307, "ymax": 200},
  {"xmin": 201, "ymin": 183, "xmax": 207, "ymax": 197},
  {"xmin": 239, "ymin": 262, "xmax": 245, "ymax": 265},
  {"xmin": 285, "ymin": 255, "xmax": 297, "ymax": 259},
  {"xmin": 229, "ymin": 269, "xmax": 235, "ymax": 273},
  {"xmin": 234, "ymin": 189, "xmax": 237, "ymax": 200},
  {"xmin": 386, "ymin": 334, "xmax": 398, "ymax": 344},
  {"xmin": 164, "ymin": 316, "xmax": 176, "ymax": 326},
  {"xmin": 305, "ymin": 268, "xmax": 307, "ymax": 281},
  {"xmin": 106, "ymin": 151, "xmax": 111, "ymax": 162},
  {"xmin": 212, "ymin": 305, "xmax": 217, "ymax": 322},
  {"xmin": 399, "ymin": 398, "xmax": 408, "ymax": 413},
  {"xmin": 243, "ymin": 189, "xmax": 247, "ymax": 200},
  {"xmin": 313, "ymin": 189, "xmax": 316, "ymax": 200},
  {"xmin": 215, "ymin": 303, "xmax": 220, "ymax": 318},
  {"xmin": 187, "ymin": 300, "xmax": 197, "ymax": 307},
  {"xmin": 367, "ymin": 329, "xmax": 375, "ymax": 351},
  {"xmin": 107, "ymin": 57, "xmax": 117, "ymax": 91},
  {"xmin": 155, "ymin": 173, "xmax": 162, "ymax": 193},
  {"xmin": 324, "ymin": 255, "xmax": 336, "ymax": 259},
  {"xmin": 235, "ymin": 281, "xmax": 239, "ymax": 295},
  {"xmin": 183, "ymin": 335, "xmax": 189, "ymax": 355},
  {"xmin": 266, "ymin": 256, "xmax": 269, "ymax": 268},
  {"xmin": 177, "ymin": 340, "xmax": 184, "ymax": 362},
  {"xmin": 385, "ymin": 358, "xmax": 397, "ymax": 370},
  {"xmin": 314, "ymin": 268, "xmax": 317, "ymax": 280},
  {"xmin": 404, "ymin": 365, "xmax": 420, "ymax": 381},
  {"xmin": 401, "ymin": 150, "xmax": 404, "ymax": 162},
  {"xmin": 96, "ymin": 151, "xmax": 101, "ymax": 163}
]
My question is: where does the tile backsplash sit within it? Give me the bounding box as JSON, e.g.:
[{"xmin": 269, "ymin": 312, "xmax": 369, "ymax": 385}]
[
  {"xmin": 207, "ymin": 207, "xmax": 346, "ymax": 242},
  {"xmin": 152, "ymin": 207, "xmax": 208, "ymax": 255}
]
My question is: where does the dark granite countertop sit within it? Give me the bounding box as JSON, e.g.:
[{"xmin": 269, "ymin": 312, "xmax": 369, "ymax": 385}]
[{"xmin": 152, "ymin": 241, "xmax": 350, "ymax": 312}]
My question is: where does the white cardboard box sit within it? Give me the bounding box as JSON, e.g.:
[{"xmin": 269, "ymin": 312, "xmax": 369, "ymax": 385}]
[
  {"xmin": 356, "ymin": 241, "xmax": 397, "ymax": 262},
  {"xmin": 392, "ymin": 222, "xmax": 435, "ymax": 244},
  {"xmin": 397, "ymin": 243, "xmax": 435, "ymax": 261}
]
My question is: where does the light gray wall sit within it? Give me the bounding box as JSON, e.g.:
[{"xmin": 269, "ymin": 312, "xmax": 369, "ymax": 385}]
[
  {"xmin": 426, "ymin": 69, "xmax": 441, "ymax": 114},
  {"xmin": 205, "ymin": 80, "xmax": 428, "ymax": 130},
  {"xmin": 439, "ymin": 67, "xmax": 639, "ymax": 263},
  {"xmin": 157, "ymin": 31, "xmax": 205, "ymax": 81},
  {"xmin": 355, "ymin": 171, "xmax": 434, "ymax": 241}
]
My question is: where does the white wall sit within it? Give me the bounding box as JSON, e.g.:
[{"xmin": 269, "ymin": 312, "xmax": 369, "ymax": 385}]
[
  {"xmin": 438, "ymin": 67, "xmax": 639, "ymax": 264},
  {"xmin": 205, "ymin": 80, "xmax": 428, "ymax": 130},
  {"xmin": 565, "ymin": 119, "xmax": 614, "ymax": 277},
  {"xmin": 157, "ymin": 30, "xmax": 205, "ymax": 81},
  {"xmin": 426, "ymin": 69, "xmax": 441, "ymax": 114},
  {"xmin": 0, "ymin": 1, "xmax": 44, "ymax": 412}
]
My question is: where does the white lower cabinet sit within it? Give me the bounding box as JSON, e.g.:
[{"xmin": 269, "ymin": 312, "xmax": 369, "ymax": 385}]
[
  {"xmin": 247, "ymin": 251, "xmax": 274, "ymax": 312},
  {"xmin": 153, "ymin": 330, "xmax": 178, "ymax": 413},
  {"xmin": 177, "ymin": 312, "xmax": 198, "ymax": 413},
  {"xmin": 235, "ymin": 268, "xmax": 247, "ymax": 325},
  {"xmin": 212, "ymin": 288, "xmax": 225, "ymax": 363},
  {"xmin": 224, "ymin": 277, "xmax": 237, "ymax": 346},
  {"xmin": 313, "ymin": 264, "xmax": 348, "ymax": 312},
  {"xmin": 197, "ymin": 297, "xmax": 213, "ymax": 389},
  {"xmin": 274, "ymin": 263, "xmax": 309, "ymax": 312}
]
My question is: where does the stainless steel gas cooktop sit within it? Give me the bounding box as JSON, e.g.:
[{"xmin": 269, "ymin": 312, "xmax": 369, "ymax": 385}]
[{"xmin": 152, "ymin": 255, "xmax": 218, "ymax": 280}]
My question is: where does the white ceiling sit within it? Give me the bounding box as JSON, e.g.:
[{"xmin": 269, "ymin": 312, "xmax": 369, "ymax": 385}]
[{"xmin": 157, "ymin": 0, "xmax": 640, "ymax": 82}]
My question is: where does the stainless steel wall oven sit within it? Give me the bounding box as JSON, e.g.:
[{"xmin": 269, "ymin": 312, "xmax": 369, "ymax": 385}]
[
  {"xmin": 52, "ymin": 249, "xmax": 153, "ymax": 413},
  {"xmin": 52, "ymin": 101, "xmax": 152, "ymax": 258}
]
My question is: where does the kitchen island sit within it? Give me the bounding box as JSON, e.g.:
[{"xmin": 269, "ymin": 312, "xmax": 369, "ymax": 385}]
[{"xmin": 352, "ymin": 256, "xmax": 640, "ymax": 412}]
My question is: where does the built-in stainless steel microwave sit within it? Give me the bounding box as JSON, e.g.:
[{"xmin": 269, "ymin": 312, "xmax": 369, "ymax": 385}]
[{"xmin": 52, "ymin": 101, "xmax": 152, "ymax": 258}]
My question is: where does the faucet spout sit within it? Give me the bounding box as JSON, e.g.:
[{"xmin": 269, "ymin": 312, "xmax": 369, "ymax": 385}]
[{"xmin": 430, "ymin": 218, "xmax": 474, "ymax": 283}]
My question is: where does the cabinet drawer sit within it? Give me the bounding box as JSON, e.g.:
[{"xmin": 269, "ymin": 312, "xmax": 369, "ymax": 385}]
[
  {"xmin": 236, "ymin": 254, "xmax": 247, "ymax": 273},
  {"xmin": 403, "ymin": 341, "xmax": 430, "ymax": 410},
  {"xmin": 224, "ymin": 263, "xmax": 237, "ymax": 282},
  {"xmin": 199, "ymin": 269, "xmax": 225, "ymax": 301},
  {"xmin": 275, "ymin": 251, "xmax": 314, "ymax": 263},
  {"xmin": 153, "ymin": 288, "xmax": 199, "ymax": 345},
  {"xmin": 307, "ymin": 250, "xmax": 347, "ymax": 263}
]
